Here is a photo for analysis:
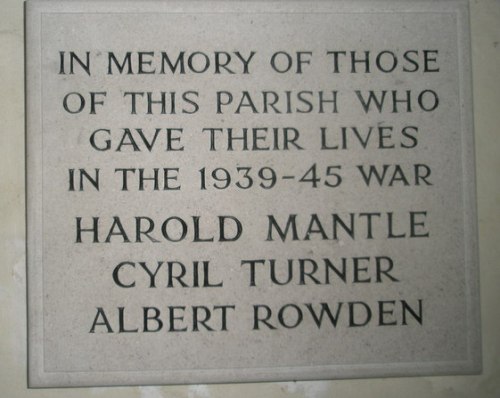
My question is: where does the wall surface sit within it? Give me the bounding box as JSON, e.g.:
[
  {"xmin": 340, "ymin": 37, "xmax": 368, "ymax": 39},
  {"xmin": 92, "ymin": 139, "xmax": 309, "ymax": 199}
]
[{"xmin": 1, "ymin": 0, "xmax": 499, "ymax": 397}]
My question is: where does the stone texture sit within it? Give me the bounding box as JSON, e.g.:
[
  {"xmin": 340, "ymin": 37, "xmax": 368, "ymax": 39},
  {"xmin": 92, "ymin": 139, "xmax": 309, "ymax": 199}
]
[{"xmin": 25, "ymin": 0, "xmax": 481, "ymax": 387}]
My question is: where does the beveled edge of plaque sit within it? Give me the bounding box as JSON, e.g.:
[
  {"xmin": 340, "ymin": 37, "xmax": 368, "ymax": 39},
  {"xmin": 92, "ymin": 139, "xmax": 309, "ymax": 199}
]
[{"xmin": 25, "ymin": 0, "xmax": 481, "ymax": 388}]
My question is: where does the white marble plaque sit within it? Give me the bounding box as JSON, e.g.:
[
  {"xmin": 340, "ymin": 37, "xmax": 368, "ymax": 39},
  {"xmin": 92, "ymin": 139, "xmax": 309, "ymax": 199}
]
[{"xmin": 26, "ymin": 0, "xmax": 481, "ymax": 388}]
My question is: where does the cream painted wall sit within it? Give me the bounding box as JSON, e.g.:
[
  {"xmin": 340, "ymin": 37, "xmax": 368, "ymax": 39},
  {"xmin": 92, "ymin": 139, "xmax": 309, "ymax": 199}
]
[{"xmin": 1, "ymin": 0, "xmax": 498, "ymax": 397}]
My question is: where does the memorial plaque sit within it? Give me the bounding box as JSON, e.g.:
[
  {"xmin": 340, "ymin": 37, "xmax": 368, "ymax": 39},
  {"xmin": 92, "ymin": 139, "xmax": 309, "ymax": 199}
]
[{"xmin": 26, "ymin": 0, "xmax": 481, "ymax": 388}]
